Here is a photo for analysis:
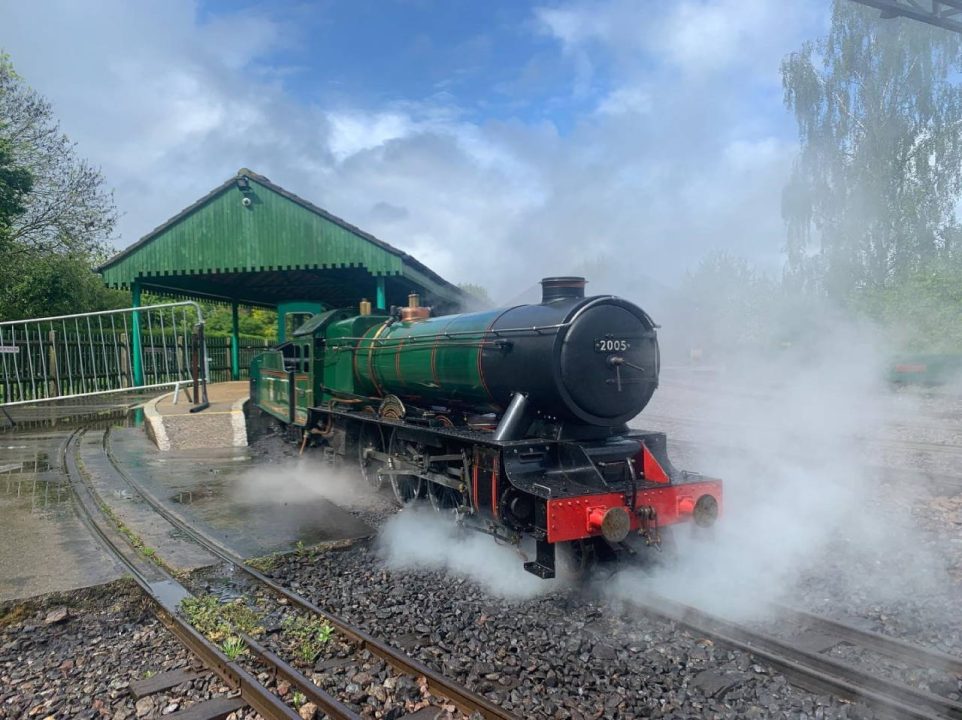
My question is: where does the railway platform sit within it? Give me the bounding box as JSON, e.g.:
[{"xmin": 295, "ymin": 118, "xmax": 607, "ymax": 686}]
[{"xmin": 145, "ymin": 381, "xmax": 249, "ymax": 451}]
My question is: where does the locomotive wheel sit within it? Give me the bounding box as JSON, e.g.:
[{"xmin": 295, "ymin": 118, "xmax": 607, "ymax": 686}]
[
  {"xmin": 559, "ymin": 538, "xmax": 601, "ymax": 580},
  {"xmin": 387, "ymin": 429, "xmax": 424, "ymax": 505},
  {"xmin": 357, "ymin": 423, "xmax": 387, "ymax": 490},
  {"xmin": 427, "ymin": 481, "xmax": 461, "ymax": 511}
]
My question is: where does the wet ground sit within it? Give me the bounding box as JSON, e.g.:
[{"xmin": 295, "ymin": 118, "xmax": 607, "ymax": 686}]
[
  {"xmin": 0, "ymin": 393, "xmax": 372, "ymax": 602},
  {"xmin": 0, "ymin": 429, "xmax": 123, "ymax": 601},
  {"xmin": 106, "ymin": 427, "xmax": 372, "ymax": 560}
]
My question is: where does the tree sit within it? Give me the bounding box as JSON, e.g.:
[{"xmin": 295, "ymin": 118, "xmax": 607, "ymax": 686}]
[
  {"xmin": 0, "ymin": 54, "xmax": 119, "ymax": 321},
  {"xmin": 0, "ymin": 54, "xmax": 116, "ymax": 258},
  {"xmin": 781, "ymin": 2, "xmax": 962, "ymax": 300},
  {"xmin": 203, "ymin": 304, "xmax": 277, "ymax": 339},
  {"xmin": 0, "ymin": 251, "xmax": 127, "ymax": 320},
  {"xmin": 0, "ymin": 139, "xmax": 32, "ymax": 234}
]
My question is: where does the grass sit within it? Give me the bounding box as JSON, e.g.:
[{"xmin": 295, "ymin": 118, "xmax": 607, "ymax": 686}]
[
  {"xmin": 282, "ymin": 613, "xmax": 334, "ymax": 663},
  {"xmin": 221, "ymin": 635, "xmax": 247, "ymax": 660},
  {"xmin": 292, "ymin": 691, "xmax": 307, "ymax": 710},
  {"xmin": 95, "ymin": 500, "xmax": 176, "ymax": 574},
  {"xmin": 73, "ymin": 454, "xmax": 175, "ymax": 575},
  {"xmin": 179, "ymin": 594, "xmax": 264, "ymax": 644},
  {"xmin": 247, "ymin": 553, "xmax": 278, "ymax": 572}
]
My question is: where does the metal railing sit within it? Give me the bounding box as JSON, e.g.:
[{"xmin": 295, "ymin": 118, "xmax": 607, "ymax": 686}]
[{"xmin": 0, "ymin": 302, "xmax": 208, "ymax": 410}]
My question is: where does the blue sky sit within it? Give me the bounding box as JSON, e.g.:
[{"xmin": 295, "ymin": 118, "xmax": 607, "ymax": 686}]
[
  {"xmin": 198, "ymin": 0, "xmax": 595, "ymax": 125},
  {"xmin": 0, "ymin": 0, "xmax": 833, "ymax": 301}
]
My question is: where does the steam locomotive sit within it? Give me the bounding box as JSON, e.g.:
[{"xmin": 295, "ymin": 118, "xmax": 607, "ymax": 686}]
[{"xmin": 250, "ymin": 277, "xmax": 722, "ymax": 578}]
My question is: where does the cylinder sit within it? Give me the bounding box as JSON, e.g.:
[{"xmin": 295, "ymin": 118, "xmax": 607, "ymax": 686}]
[{"xmin": 541, "ymin": 276, "xmax": 586, "ymax": 303}]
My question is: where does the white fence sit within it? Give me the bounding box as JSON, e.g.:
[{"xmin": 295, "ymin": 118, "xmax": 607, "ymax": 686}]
[{"xmin": 0, "ymin": 302, "xmax": 208, "ymax": 408}]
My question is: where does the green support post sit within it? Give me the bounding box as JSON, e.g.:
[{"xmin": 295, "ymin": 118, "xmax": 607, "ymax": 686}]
[
  {"xmin": 277, "ymin": 300, "xmax": 324, "ymax": 342},
  {"xmin": 376, "ymin": 276, "xmax": 386, "ymax": 311},
  {"xmin": 230, "ymin": 301, "xmax": 240, "ymax": 381},
  {"xmin": 131, "ymin": 281, "xmax": 144, "ymax": 386}
]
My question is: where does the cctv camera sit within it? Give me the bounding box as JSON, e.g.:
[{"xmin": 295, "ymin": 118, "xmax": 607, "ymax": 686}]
[{"xmin": 242, "ymin": 196, "xmax": 252, "ymax": 208}]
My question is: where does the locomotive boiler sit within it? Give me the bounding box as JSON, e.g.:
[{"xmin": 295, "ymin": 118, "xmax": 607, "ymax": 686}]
[{"xmin": 250, "ymin": 277, "xmax": 722, "ymax": 578}]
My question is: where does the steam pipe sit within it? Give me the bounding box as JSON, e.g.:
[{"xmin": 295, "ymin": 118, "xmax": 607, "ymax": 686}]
[{"xmin": 493, "ymin": 392, "xmax": 530, "ymax": 442}]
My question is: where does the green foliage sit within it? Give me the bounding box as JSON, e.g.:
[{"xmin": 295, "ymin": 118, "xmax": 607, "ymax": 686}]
[
  {"xmin": 292, "ymin": 691, "xmax": 307, "ymax": 710},
  {"xmin": 220, "ymin": 635, "xmax": 247, "ymax": 660},
  {"xmin": 203, "ymin": 304, "xmax": 277, "ymax": 339},
  {"xmin": 0, "ymin": 139, "xmax": 32, "ymax": 232},
  {"xmin": 179, "ymin": 594, "xmax": 264, "ymax": 644},
  {"xmin": 0, "ymin": 250, "xmax": 127, "ymax": 321},
  {"xmin": 781, "ymin": 1, "xmax": 962, "ymax": 299},
  {"xmin": 852, "ymin": 260, "xmax": 962, "ymax": 351},
  {"xmin": 281, "ymin": 613, "xmax": 333, "ymax": 663},
  {"xmin": 246, "ymin": 553, "xmax": 279, "ymax": 572}
]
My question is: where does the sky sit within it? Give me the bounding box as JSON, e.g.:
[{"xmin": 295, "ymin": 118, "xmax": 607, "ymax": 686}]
[{"xmin": 0, "ymin": 0, "xmax": 831, "ymax": 303}]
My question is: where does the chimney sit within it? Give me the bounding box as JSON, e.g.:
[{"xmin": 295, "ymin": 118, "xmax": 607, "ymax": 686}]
[{"xmin": 540, "ymin": 276, "xmax": 587, "ymax": 303}]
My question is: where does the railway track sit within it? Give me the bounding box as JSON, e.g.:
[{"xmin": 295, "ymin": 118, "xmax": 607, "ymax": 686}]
[
  {"xmin": 62, "ymin": 428, "xmax": 308, "ymax": 720},
  {"xmin": 636, "ymin": 593, "xmax": 962, "ymax": 720},
  {"xmin": 68, "ymin": 425, "xmax": 515, "ymax": 720}
]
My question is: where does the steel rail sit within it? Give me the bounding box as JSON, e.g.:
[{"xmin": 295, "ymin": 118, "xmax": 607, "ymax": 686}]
[
  {"xmin": 772, "ymin": 603, "xmax": 962, "ymax": 676},
  {"xmin": 102, "ymin": 427, "xmax": 518, "ymax": 720},
  {"xmin": 62, "ymin": 428, "xmax": 352, "ymax": 720},
  {"xmin": 636, "ymin": 593, "xmax": 962, "ymax": 720}
]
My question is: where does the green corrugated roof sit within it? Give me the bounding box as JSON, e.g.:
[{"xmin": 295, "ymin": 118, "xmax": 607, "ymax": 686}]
[{"xmin": 97, "ymin": 169, "xmax": 465, "ymax": 310}]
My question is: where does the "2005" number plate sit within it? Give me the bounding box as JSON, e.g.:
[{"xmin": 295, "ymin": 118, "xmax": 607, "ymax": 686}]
[{"xmin": 594, "ymin": 338, "xmax": 631, "ymax": 352}]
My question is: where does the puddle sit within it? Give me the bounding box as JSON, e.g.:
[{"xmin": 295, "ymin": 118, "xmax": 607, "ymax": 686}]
[
  {"xmin": 169, "ymin": 480, "xmax": 225, "ymax": 506},
  {"xmin": 0, "ymin": 474, "xmax": 71, "ymax": 515},
  {"xmin": 0, "ymin": 393, "xmax": 151, "ymax": 433},
  {"xmin": 0, "ymin": 397, "xmax": 149, "ymax": 600}
]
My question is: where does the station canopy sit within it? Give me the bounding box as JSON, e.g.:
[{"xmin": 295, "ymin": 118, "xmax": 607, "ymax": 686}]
[{"xmin": 97, "ymin": 168, "xmax": 466, "ymax": 313}]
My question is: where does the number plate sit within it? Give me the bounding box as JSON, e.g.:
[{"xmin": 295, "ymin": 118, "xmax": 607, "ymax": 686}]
[{"xmin": 594, "ymin": 338, "xmax": 631, "ymax": 353}]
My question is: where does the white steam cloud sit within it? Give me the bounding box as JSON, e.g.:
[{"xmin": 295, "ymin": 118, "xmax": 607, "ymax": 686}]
[
  {"xmin": 616, "ymin": 312, "xmax": 952, "ymax": 620},
  {"xmin": 233, "ymin": 454, "xmax": 384, "ymax": 512},
  {"xmin": 376, "ymin": 505, "xmax": 564, "ymax": 600}
]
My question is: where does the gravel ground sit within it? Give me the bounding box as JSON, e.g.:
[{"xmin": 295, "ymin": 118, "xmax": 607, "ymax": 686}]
[
  {"xmin": 253, "ymin": 538, "xmax": 876, "ymax": 719},
  {"xmin": 0, "ymin": 580, "xmax": 260, "ymax": 720}
]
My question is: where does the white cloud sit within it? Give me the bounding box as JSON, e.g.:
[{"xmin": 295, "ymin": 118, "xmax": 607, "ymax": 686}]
[
  {"xmin": 0, "ymin": 0, "xmax": 830, "ymax": 304},
  {"xmin": 326, "ymin": 112, "xmax": 415, "ymax": 162}
]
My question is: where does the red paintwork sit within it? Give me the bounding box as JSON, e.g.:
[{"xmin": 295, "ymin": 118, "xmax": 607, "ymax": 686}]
[
  {"xmin": 641, "ymin": 445, "xmax": 670, "ymax": 483},
  {"xmin": 587, "ymin": 506, "xmax": 609, "ymax": 532},
  {"xmin": 545, "ymin": 481, "xmax": 723, "ymax": 543}
]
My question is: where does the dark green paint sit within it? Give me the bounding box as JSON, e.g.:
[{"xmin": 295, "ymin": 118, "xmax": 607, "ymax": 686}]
[
  {"xmin": 358, "ymin": 310, "xmax": 501, "ymax": 410},
  {"xmin": 99, "ymin": 172, "xmax": 464, "ymax": 312}
]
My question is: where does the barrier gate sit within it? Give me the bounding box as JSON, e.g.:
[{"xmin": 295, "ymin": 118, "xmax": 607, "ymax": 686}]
[{"xmin": 0, "ymin": 302, "xmax": 209, "ymax": 418}]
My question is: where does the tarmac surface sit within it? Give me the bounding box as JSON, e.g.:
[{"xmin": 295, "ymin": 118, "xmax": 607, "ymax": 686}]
[
  {"xmin": 0, "ymin": 428, "xmax": 123, "ymax": 602},
  {"xmin": 0, "ymin": 392, "xmax": 372, "ymax": 602}
]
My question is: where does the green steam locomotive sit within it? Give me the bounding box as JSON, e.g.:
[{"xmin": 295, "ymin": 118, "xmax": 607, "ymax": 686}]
[{"xmin": 249, "ymin": 277, "xmax": 721, "ymax": 578}]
